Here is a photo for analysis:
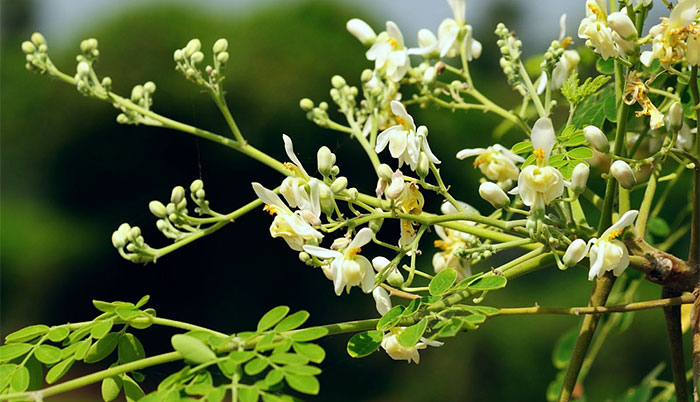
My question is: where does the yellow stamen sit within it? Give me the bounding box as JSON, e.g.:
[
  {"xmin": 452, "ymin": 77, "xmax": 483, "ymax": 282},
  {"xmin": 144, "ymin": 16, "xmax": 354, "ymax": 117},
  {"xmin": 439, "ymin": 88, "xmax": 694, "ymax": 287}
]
[
  {"xmin": 283, "ymin": 162, "xmax": 296, "ymax": 172},
  {"xmin": 348, "ymin": 247, "xmax": 361, "ymax": 256},
  {"xmin": 561, "ymin": 37, "xmax": 572, "ymax": 49},
  {"xmin": 608, "ymin": 229, "xmax": 623, "ymax": 240},
  {"xmin": 395, "ymin": 115, "xmax": 405, "ymax": 126},
  {"xmin": 262, "ymin": 204, "xmax": 278, "ymax": 216},
  {"xmin": 434, "ymin": 240, "xmax": 448, "ymax": 250},
  {"xmin": 388, "ymin": 37, "xmax": 399, "ymax": 48},
  {"xmin": 533, "ymin": 147, "xmax": 545, "ymax": 161}
]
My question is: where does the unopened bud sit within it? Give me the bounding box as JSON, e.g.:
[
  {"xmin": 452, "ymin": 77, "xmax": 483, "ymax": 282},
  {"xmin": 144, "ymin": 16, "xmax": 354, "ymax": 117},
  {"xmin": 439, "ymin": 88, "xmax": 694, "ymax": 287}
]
[
  {"xmin": 571, "ymin": 163, "xmax": 589, "ymax": 194},
  {"xmin": 331, "ymin": 75, "xmax": 346, "ymax": 88},
  {"xmin": 213, "ymin": 38, "xmax": 228, "ymax": 53},
  {"xmin": 417, "ymin": 152, "xmax": 430, "ymax": 179},
  {"xmin": 331, "ymin": 176, "xmax": 348, "ymax": 193},
  {"xmin": 171, "ymin": 186, "xmax": 186, "ymax": 204},
  {"xmin": 173, "ymin": 49, "xmax": 184, "ymax": 62},
  {"xmin": 668, "ymin": 102, "xmax": 684, "ymax": 132},
  {"xmin": 111, "ymin": 230, "xmax": 126, "ymax": 248},
  {"xmin": 149, "ymin": 200, "xmax": 167, "ymax": 218},
  {"xmin": 76, "ymin": 61, "xmax": 90, "ymax": 78},
  {"xmin": 346, "ymin": 18, "xmax": 377, "ymax": 46},
  {"xmin": 190, "ymin": 51, "xmax": 204, "ymax": 64},
  {"xmin": 387, "ymin": 270, "xmax": 404, "ymax": 287},
  {"xmin": 21, "ymin": 41, "xmax": 36, "ymax": 54},
  {"xmin": 298, "ymin": 251, "xmax": 311, "ymax": 263},
  {"xmin": 360, "ymin": 69, "xmax": 373, "ymax": 82},
  {"xmin": 610, "ymin": 160, "xmax": 636, "ymax": 189},
  {"xmin": 369, "ymin": 208, "xmax": 384, "ymax": 233},
  {"xmin": 299, "ymin": 98, "xmax": 314, "ymax": 111},
  {"xmin": 563, "ymin": 238, "xmax": 587, "ymax": 268},
  {"xmin": 31, "ymin": 32, "xmax": 46, "ymax": 47},
  {"xmin": 184, "ymin": 39, "xmax": 201, "ymax": 57},
  {"xmin": 131, "ymin": 85, "xmax": 144, "ymax": 101},
  {"xmin": 385, "ymin": 170, "xmax": 404, "ymax": 200},
  {"xmin": 144, "ymin": 81, "xmax": 156, "ymax": 94},
  {"xmin": 607, "ymin": 11, "xmax": 637, "ymax": 40},
  {"xmin": 317, "ymin": 146, "xmax": 335, "ymax": 176},
  {"xmin": 479, "ymin": 182, "xmax": 509, "ymax": 208},
  {"xmin": 583, "ymin": 125, "xmax": 610, "ymax": 153},
  {"xmin": 377, "ymin": 163, "xmax": 393, "ymax": 182},
  {"xmin": 101, "ymin": 77, "xmax": 112, "ymax": 88},
  {"xmin": 417, "ymin": 28, "xmax": 438, "ymax": 49},
  {"xmin": 216, "ymin": 52, "xmax": 229, "ymax": 64}
]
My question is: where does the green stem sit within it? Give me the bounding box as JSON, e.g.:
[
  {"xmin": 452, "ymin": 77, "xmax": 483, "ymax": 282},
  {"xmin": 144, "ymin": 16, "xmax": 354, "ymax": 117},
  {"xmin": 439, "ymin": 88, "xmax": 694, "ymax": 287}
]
[
  {"xmin": 210, "ymin": 89, "xmax": 245, "ymax": 143},
  {"xmin": 635, "ymin": 162, "xmax": 661, "ymax": 237},
  {"xmin": 662, "ymin": 287, "xmax": 690, "ymax": 402}
]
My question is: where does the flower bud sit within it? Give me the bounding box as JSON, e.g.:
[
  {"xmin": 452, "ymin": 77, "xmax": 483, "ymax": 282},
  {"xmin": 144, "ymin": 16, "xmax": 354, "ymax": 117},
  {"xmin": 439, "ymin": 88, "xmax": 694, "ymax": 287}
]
[
  {"xmin": 331, "ymin": 176, "xmax": 348, "ymax": 193},
  {"xmin": 385, "ymin": 170, "xmax": 404, "ymax": 200},
  {"xmin": 423, "ymin": 66, "xmax": 437, "ymax": 84},
  {"xmin": 373, "ymin": 287, "xmax": 392, "ymax": 316},
  {"xmin": 317, "ymin": 146, "xmax": 335, "ymax": 176},
  {"xmin": 387, "ymin": 270, "xmax": 404, "ymax": 288},
  {"xmin": 216, "ymin": 52, "xmax": 229, "ymax": 64},
  {"xmin": 417, "ymin": 152, "xmax": 430, "ymax": 179},
  {"xmin": 144, "ymin": 81, "xmax": 156, "ymax": 94},
  {"xmin": 369, "ymin": 208, "xmax": 384, "ymax": 233},
  {"xmin": 101, "ymin": 77, "xmax": 112, "ymax": 88},
  {"xmin": 111, "ymin": 230, "xmax": 126, "ymax": 248},
  {"xmin": 131, "ymin": 85, "xmax": 144, "ymax": 101},
  {"xmin": 610, "ymin": 160, "xmax": 636, "ymax": 189},
  {"xmin": 298, "ymin": 251, "xmax": 311, "ymax": 264},
  {"xmin": 346, "ymin": 18, "xmax": 377, "ymax": 46},
  {"xmin": 184, "ymin": 39, "xmax": 201, "ymax": 57},
  {"xmin": 583, "ymin": 125, "xmax": 610, "ymax": 153},
  {"xmin": 189, "ymin": 179, "xmax": 204, "ymax": 193},
  {"xmin": 346, "ymin": 187, "xmax": 359, "ymax": 200},
  {"xmin": 171, "ymin": 186, "xmax": 186, "ymax": 204},
  {"xmin": 149, "ymin": 200, "xmax": 167, "ymax": 218},
  {"xmin": 479, "ymin": 182, "xmax": 509, "ymax": 208},
  {"xmin": 331, "ymin": 237, "xmax": 351, "ymax": 251},
  {"xmin": 330, "ymin": 165, "xmax": 340, "ymax": 176},
  {"xmin": 607, "ymin": 11, "xmax": 637, "ymax": 40},
  {"xmin": 299, "ymin": 98, "xmax": 314, "ymax": 111},
  {"xmin": 360, "ymin": 69, "xmax": 373, "ymax": 82},
  {"xmin": 190, "ymin": 51, "xmax": 204, "ymax": 64},
  {"xmin": 417, "ymin": 28, "xmax": 438, "ymax": 49},
  {"xmin": 571, "ymin": 163, "xmax": 589, "ymax": 195},
  {"xmin": 31, "ymin": 32, "xmax": 46, "ymax": 47},
  {"xmin": 668, "ymin": 102, "xmax": 684, "ymax": 132},
  {"xmin": 372, "ymin": 256, "xmax": 390, "ymax": 272},
  {"xmin": 173, "ymin": 49, "xmax": 184, "ymax": 62},
  {"xmin": 21, "ymin": 41, "xmax": 36, "ymax": 54},
  {"xmin": 331, "ymin": 75, "xmax": 346, "ymax": 88},
  {"xmin": 76, "ymin": 61, "xmax": 90, "ymax": 78},
  {"xmin": 563, "ymin": 239, "xmax": 587, "ymax": 268},
  {"xmin": 195, "ymin": 189, "xmax": 205, "ymax": 199},
  {"xmin": 377, "ymin": 164, "xmax": 394, "ymax": 182},
  {"xmin": 213, "ymin": 38, "xmax": 228, "ymax": 54}
]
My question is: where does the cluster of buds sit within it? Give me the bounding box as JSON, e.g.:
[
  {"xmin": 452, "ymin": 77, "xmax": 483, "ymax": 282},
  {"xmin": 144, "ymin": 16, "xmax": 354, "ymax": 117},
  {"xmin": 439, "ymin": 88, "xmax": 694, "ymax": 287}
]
[
  {"xmin": 329, "ymin": 75, "xmax": 359, "ymax": 115},
  {"xmin": 149, "ymin": 180, "xmax": 219, "ymax": 241},
  {"xmin": 299, "ymin": 98, "xmax": 331, "ymax": 128},
  {"xmin": 73, "ymin": 39, "xmax": 111, "ymax": 98},
  {"xmin": 495, "ymin": 23, "xmax": 524, "ymax": 92},
  {"xmin": 116, "ymin": 81, "xmax": 157, "ymax": 125},
  {"xmin": 22, "ymin": 33, "xmax": 49, "ymax": 74},
  {"xmin": 111, "ymin": 223, "xmax": 155, "ymax": 263},
  {"xmin": 174, "ymin": 38, "xmax": 229, "ymax": 90}
]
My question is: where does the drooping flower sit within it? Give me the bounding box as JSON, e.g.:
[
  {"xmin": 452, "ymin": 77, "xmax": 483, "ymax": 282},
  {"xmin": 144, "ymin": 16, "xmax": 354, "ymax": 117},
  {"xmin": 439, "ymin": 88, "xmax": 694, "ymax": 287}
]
[
  {"xmin": 303, "ymin": 228, "xmax": 376, "ymax": 295},
  {"xmin": 435, "ymin": 0, "xmax": 482, "ymax": 60},
  {"xmin": 623, "ymin": 71, "xmax": 665, "ymax": 129},
  {"xmin": 578, "ymin": 0, "xmax": 635, "ymax": 59},
  {"xmin": 432, "ymin": 201, "xmax": 477, "ymax": 279},
  {"xmin": 456, "ymin": 144, "xmax": 524, "ymax": 183},
  {"xmin": 509, "ymin": 117, "xmax": 565, "ymax": 209},
  {"xmin": 252, "ymin": 183, "xmax": 323, "ymax": 251},
  {"xmin": 586, "ymin": 210, "xmax": 638, "ymax": 280},
  {"xmin": 641, "ymin": 0, "xmax": 699, "ymax": 68},
  {"xmin": 394, "ymin": 176, "xmax": 425, "ymax": 247},
  {"xmin": 366, "ymin": 21, "xmax": 410, "ymax": 82},
  {"xmin": 376, "ymin": 101, "xmax": 440, "ymax": 171}
]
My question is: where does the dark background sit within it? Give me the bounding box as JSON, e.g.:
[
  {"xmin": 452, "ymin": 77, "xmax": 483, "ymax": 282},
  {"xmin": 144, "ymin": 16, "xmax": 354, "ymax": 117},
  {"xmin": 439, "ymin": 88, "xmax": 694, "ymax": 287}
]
[{"xmin": 0, "ymin": 1, "xmax": 692, "ymax": 401}]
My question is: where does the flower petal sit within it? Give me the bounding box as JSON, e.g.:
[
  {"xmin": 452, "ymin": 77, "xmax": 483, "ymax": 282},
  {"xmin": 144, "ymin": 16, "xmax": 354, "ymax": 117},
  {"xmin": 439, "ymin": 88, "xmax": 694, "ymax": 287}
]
[
  {"xmin": 376, "ymin": 126, "xmax": 397, "ymax": 153},
  {"xmin": 332, "ymin": 259, "xmax": 344, "ymax": 296},
  {"xmin": 386, "ymin": 21, "xmax": 405, "ymax": 47},
  {"xmin": 530, "ymin": 117, "xmax": 556, "ymax": 161},
  {"xmin": 388, "ymin": 130, "xmax": 408, "ymax": 159},
  {"xmin": 282, "ymin": 134, "xmax": 307, "ymax": 177},
  {"xmin": 456, "ymin": 148, "xmax": 486, "ymax": 159},
  {"xmin": 303, "ymin": 245, "xmax": 342, "ymax": 259},
  {"xmin": 390, "ymin": 100, "xmax": 415, "ymax": 130},
  {"xmin": 602, "ymin": 210, "xmax": 639, "ymax": 239},
  {"xmin": 373, "ymin": 287, "xmax": 392, "ymax": 315},
  {"xmin": 252, "ymin": 182, "xmax": 291, "ymax": 213},
  {"xmin": 349, "ymin": 227, "xmax": 374, "ymax": 250}
]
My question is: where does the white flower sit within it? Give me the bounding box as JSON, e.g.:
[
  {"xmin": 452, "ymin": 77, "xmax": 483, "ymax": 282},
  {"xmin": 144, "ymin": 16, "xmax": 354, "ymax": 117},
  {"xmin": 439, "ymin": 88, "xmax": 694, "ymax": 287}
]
[
  {"xmin": 303, "ymin": 228, "xmax": 376, "ymax": 295},
  {"xmin": 252, "ymin": 182, "xmax": 323, "ymax": 251},
  {"xmin": 347, "ymin": 18, "xmax": 377, "ymax": 46},
  {"xmin": 570, "ymin": 163, "xmax": 590, "ymax": 194},
  {"xmin": 641, "ymin": 0, "xmax": 699, "ymax": 68},
  {"xmin": 583, "ymin": 125, "xmax": 610, "ymax": 153},
  {"xmin": 432, "ymin": 225, "xmax": 472, "ymax": 280},
  {"xmin": 610, "ymin": 160, "xmax": 636, "ymax": 189},
  {"xmin": 578, "ymin": 0, "xmax": 634, "ymax": 59},
  {"xmin": 478, "ymin": 182, "xmax": 510, "ymax": 209},
  {"xmin": 372, "ymin": 287, "xmax": 392, "ymax": 316},
  {"xmin": 586, "ymin": 210, "xmax": 638, "ymax": 280},
  {"xmin": 381, "ymin": 327, "xmax": 443, "ymax": 364},
  {"xmin": 395, "ymin": 179, "xmax": 425, "ymax": 247},
  {"xmin": 509, "ymin": 117, "xmax": 565, "ymax": 209},
  {"xmin": 408, "ymin": 29, "xmax": 439, "ymax": 57},
  {"xmin": 456, "ymin": 144, "xmax": 524, "ymax": 183},
  {"xmin": 675, "ymin": 123, "xmax": 696, "ymax": 151},
  {"xmin": 376, "ymin": 101, "xmax": 441, "ymax": 170},
  {"xmin": 433, "ymin": 0, "xmax": 481, "ymax": 60},
  {"xmin": 563, "ymin": 238, "xmax": 588, "ymax": 267},
  {"xmin": 366, "ymin": 21, "xmax": 410, "ymax": 82},
  {"xmin": 551, "ymin": 50, "xmax": 580, "ymax": 89}
]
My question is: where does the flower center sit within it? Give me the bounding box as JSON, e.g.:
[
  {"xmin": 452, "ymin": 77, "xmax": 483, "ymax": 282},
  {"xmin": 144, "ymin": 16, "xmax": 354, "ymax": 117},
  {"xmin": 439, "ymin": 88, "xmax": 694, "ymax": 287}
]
[
  {"xmin": 561, "ymin": 37, "xmax": 572, "ymax": 48},
  {"xmin": 348, "ymin": 247, "xmax": 362, "ymax": 256},
  {"xmin": 388, "ymin": 37, "xmax": 399, "ymax": 49},
  {"xmin": 283, "ymin": 162, "xmax": 296, "ymax": 172},
  {"xmin": 533, "ymin": 147, "xmax": 545, "ymax": 161},
  {"xmin": 395, "ymin": 115, "xmax": 405, "ymax": 126},
  {"xmin": 607, "ymin": 228, "xmax": 623, "ymax": 240},
  {"xmin": 263, "ymin": 204, "xmax": 278, "ymax": 216},
  {"xmin": 434, "ymin": 240, "xmax": 449, "ymax": 250}
]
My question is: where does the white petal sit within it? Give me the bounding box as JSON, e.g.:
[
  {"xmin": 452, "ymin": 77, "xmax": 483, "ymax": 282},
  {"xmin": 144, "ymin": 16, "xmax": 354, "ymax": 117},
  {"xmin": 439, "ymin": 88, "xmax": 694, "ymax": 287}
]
[
  {"xmin": 536, "ymin": 71, "xmax": 547, "ymax": 95},
  {"xmin": 390, "ymin": 100, "xmax": 415, "ymax": 130},
  {"xmin": 372, "ymin": 256, "xmax": 391, "ymax": 272},
  {"xmin": 349, "ymin": 227, "xmax": 374, "ymax": 250},
  {"xmin": 456, "ymin": 148, "xmax": 486, "ymax": 159},
  {"xmin": 530, "ymin": 117, "xmax": 556, "ymax": 161},
  {"xmin": 359, "ymin": 257, "xmax": 376, "ymax": 293},
  {"xmin": 447, "ymin": 0, "xmax": 466, "ymax": 24},
  {"xmin": 493, "ymin": 144, "xmax": 526, "ymax": 163},
  {"xmin": 282, "ymin": 134, "xmax": 308, "ymax": 176},
  {"xmin": 252, "ymin": 182, "xmax": 291, "ymax": 213},
  {"xmin": 386, "ymin": 21, "xmax": 405, "ymax": 47},
  {"xmin": 373, "ymin": 287, "xmax": 392, "ymax": 315},
  {"xmin": 303, "ymin": 245, "xmax": 342, "ymax": 259},
  {"xmin": 612, "ymin": 240, "xmax": 630, "ymax": 276},
  {"xmin": 439, "ymin": 26, "xmax": 459, "ymax": 58},
  {"xmin": 332, "ymin": 259, "xmax": 344, "ymax": 296},
  {"xmin": 422, "ymin": 136, "xmax": 441, "ymax": 164},
  {"xmin": 375, "ymin": 126, "xmax": 396, "ymax": 153},
  {"xmin": 559, "ymin": 14, "xmax": 567, "ymax": 41},
  {"xmin": 640, "ymin": 51, "xmax": 653, "ymax": 67},
  {"xmin": 388, "ymin": 130, "xmax": 408, "ymax": 159},
  {"xmin": 588, "ymin": 244, "xmax": 604, "ymax": 280},
  {"xmin": 602, "ymin": 210, "xmax": 639, "ymax": 238}
]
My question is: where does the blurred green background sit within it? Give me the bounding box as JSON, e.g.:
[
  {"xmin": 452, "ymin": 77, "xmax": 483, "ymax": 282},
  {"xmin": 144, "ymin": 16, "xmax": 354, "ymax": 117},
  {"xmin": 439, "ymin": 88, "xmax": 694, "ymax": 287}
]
[{"xmin": 0, "ymin": 1, "xmax": 692, "ymax": 401}]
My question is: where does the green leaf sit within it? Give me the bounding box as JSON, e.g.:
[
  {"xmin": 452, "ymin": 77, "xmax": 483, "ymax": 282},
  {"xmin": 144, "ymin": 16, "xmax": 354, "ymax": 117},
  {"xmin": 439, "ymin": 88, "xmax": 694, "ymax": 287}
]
[
  {"xmin": 118, "ymin": 333, "xmax": 145, "ymax": 364},
  {"xmin": 604, "ymin": 91, "xmax": 617, "ymax": 122},
  {"xmin": 0, "ymin": 343, "xmax": 33, "ymax": 362},
  {"xmin": 436, "ymin": 318, "xmax": 464, "ymax": 338},
  {"xmin": 511, "ymin": 141, "xmax": 533, "ymax": 155},
  {"xmin": 10, "ymin": 366, "xmax": 30, "ymax": 392},
  {"xmin": 285, "ymin": 373, "xmax": 320, "ymax": 395},
  {"xmin": 567, "ymin": 147, "xmax": 594, "ymax": 160},
  {"xmin": 238, "ymin": 387, "xmax": 260, "ymax": 402},
  {"xmin": 47, "ymin": 326, "xmax": 70, "ymax": 342},
  {"xmin": 467, "ymin": 275, "xmax": 507, "ymax": 291},
  {"xmin": 376, "ymin": 305, "xmax": 404, "ymax": 331},
  {"xmin": 563, "ymin": 133, "xmax": 587, "ymax": 147},
  {"xmin": 264, "ymin": 369, "xmax": 284, "ymax": 386},
  {"xmin": 206, "ymin": 388, "xmax": 226, "ymax": 402},
  {"xmin": 269, "ymin": 353, "xmax": 308, "ymax": 366},
  {"xmin": 464, "ymin": 314, "xmax": 487, "ymax": 326},
  {"xmin": 596, "ymin": 58, "xmax": 614, "ymax": 75},
  {"xmin": 35, "ymin": 344, "xmax": 62, "ymax": 364},
  {"xmin": 521, "ymin": 153, "xmax": 537, "ymax": 168},
  {"xmin": 101, "ymin": 375, "xmax": 123, "ymax": 402},
  {"xmin": 5, "ymin": 325, "xmax": 49, "ymax": 343},
  {"xmin": 275, "ymin": 311, "xmax": 310, "ymax": 332},
  {"xmin": 283, "ymin": 365, "xmax": 322, "ymax": 376},
  {"xmin": 171, "ymin": 334, "xmax": 216, "ymax": 364},
  {"xmin": 347, "ymin": 330, "xmax": 383, "ymax": 358},
  {"xmin": 552, "ymin": 328, "xmax": 578, "ymax": 369},
  {"xmin": 73, "ymin": 338, "xmax": 92, "ymax": 361},
  {"xmin": 115, "ymin": 307, "xmax": 141, "ymax": 321},
  {"xmin": 135, "ymin": 295, "xmax": 150, "ymax": 308},
  {"xmin": 25, "ymin": 356, "xmax": 43, "ymax": 390},
  {"xmin": 647, "ymin": 217, "xmax": 671, "ymax": 237},
  {"xmin": 288, "ymin": 327, "xmax": 328, "ymax": 342},
  {"xmin": 465, "ymin": 305, "xmax": 501, "ymax": 316},
  {"xmin": 257, "ymin": 306, "xmax": 290, "ymax": 332},
  {"xmin": 402, "ymin": 299, "xmax": 421, "ymax": 316},
  {"xmin": 429, "ymin": 269, "xmax": 458, "ymax": 296},
  {"xmin": 60, "ymin": 342, "xmax": 81, "ymax": 360},
  {"xmin": 560, "ymin": 163, "xmax": 575, "ymax": 180},
  {"xmin": 84, "ymin": 332, "xmax": 120, "ymax": 363},
  {"xmin": 548, "ymin": 154, "xmax": 568, "ymax": 168},
  {"xmin": 93, "ymin": 300, "xmax": 117, "ymax": 313},
  {"xmin": 229, "ymin": 351, "xmax": 256, "ymax": 364},
  {"xmin": 122, "ymin": 375, "xmax": 145, "ymax": 402},
  {"xmin": 546, "ymin": 371, "xmax": 565, "ymax": 402},
  {"xmin": 397, "ymin": 318, "xmax": 428, "ymax": 348},
  {"xmin": 91, "ymin": 320, "xmax": 114, "ymax": 340},
  {"xmin": 46, "ymin": 358, "xmax": 75, "ymax": 384},
  {"xmin": 572, "ymin": 85, "xmax": 611, "ymax": 128},
  {"xmin": 292, "ymin": 342, "xmax": 325, "ymax": 364},
  {"xmin": 68, "ymin": 322, "xmax": 96, "ymax": 344},
  {"xmin": 244, "ymin": 357, "xmax": 268, "ymax": 376}
]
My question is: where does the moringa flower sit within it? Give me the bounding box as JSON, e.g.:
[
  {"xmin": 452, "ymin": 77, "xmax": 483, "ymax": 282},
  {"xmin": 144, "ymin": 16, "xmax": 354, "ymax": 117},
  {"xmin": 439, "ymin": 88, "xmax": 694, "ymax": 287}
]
[
  {"xmin": 376, "ymin": 101, "xmax": 440, "ymax": 171},
  {"xmin": 252, "ymin": 182, "xmax": 323, "ymax": 251},
  {"xmin": 641, "ymin": 0, "xmax": 699, "ymax": 68},
  {"xmin": 623, "ymin": 71, "xmax": 665, "ymax": 129},
  {"xmin": 381, "ymin": 327, "xmax": 444, "ymax": 364},
  {"xmin": 303, "ymin": 228, "xmax": 376, "ymax": 296},
  {"xmin": 586, "ymin": 210, "xmax": 638, "ymax": 280},
  {"xmin": 437, "ymin": 0, "xmax": 482, "ymax": 60},
  {"xmin": 578, "ymin": 0, "xmax": 635, "ymax": 59},
  {"xmin": 456, "ymin": 144, "xmax": 524, "ymax": 183},
  {"xmin": 366, "ymin": 21, "xmax": 410, "ymax": 82}
]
